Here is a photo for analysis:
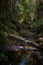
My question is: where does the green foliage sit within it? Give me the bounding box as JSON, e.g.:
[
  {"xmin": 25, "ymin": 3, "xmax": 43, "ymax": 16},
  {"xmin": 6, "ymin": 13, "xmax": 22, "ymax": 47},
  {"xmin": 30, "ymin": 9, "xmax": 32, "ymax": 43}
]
[
  {"xmin": 0, "ymin": 53, "xmax": 8, "ymax": 61},
  {"xmin": 20, "ymin": 29, "xmax": 29, "ymax": 36},
  {"xmin": 32, "ymin": 19, "xmax": 43, "ymax": 30},
  {"xmin": 0, "ymin": 31, "xmax": 10, "ymax": 44},
  {"xmin": 15, "ymin": 0, "xmax": 36, "ymax": 23}
]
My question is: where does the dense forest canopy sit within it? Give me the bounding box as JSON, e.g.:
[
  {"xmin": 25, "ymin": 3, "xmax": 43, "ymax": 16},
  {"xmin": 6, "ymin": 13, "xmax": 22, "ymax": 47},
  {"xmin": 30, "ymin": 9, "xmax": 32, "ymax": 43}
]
[{"xmin": 0, "ymin": 0, "xmax": 43, "ymax": 65}]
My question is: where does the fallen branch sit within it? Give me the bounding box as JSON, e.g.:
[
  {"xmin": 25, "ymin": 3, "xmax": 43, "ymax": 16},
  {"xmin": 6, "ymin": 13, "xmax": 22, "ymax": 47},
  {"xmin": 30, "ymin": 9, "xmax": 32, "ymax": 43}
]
[{"xmin": 7, "ymin": 34, "xmax": 39, "ymax": 47}]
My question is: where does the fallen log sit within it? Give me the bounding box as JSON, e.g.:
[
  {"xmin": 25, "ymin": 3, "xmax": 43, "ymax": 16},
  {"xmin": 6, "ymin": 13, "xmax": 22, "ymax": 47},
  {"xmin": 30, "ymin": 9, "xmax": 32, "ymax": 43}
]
[{"xmin": 7, "ymin": 34, "xmax": 39, "ymax": 47}]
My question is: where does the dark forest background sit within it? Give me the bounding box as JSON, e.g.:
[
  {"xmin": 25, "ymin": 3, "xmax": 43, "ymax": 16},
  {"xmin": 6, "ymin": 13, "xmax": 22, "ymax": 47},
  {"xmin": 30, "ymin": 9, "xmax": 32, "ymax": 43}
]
[{"xmin": 0, "ymin": 0, "xmax": 43, "ymax": 65}]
